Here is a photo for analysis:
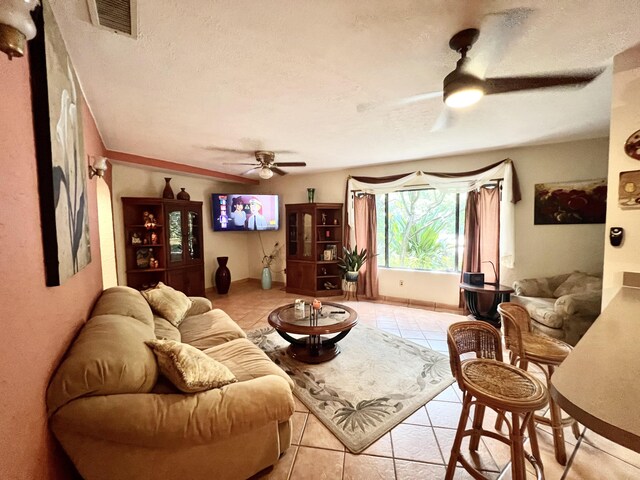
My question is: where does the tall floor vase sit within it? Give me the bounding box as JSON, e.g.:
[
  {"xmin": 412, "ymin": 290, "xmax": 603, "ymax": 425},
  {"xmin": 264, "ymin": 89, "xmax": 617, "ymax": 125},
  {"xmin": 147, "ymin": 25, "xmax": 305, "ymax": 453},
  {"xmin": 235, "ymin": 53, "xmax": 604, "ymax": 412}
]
[
  {"xmin": 261, "ymin": 267, "xmax": 272, "ymax": 290},
  {"xmin": 215, "ymin": 257, "xmax": 231, "ymax": 294}
]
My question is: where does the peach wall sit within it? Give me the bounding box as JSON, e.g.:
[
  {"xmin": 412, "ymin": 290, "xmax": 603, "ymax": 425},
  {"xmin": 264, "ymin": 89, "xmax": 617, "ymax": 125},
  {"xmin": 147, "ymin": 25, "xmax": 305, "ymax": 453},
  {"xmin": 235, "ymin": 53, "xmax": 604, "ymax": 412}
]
[{"xmin": 0, "ymin": 54, "xmax": 105, "ymax": 479}]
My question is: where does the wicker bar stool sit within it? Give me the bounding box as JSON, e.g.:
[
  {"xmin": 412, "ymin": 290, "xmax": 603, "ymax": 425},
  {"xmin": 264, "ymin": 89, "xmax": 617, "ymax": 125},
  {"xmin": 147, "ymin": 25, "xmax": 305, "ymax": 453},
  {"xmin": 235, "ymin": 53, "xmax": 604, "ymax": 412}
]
[
  {"xmin": 497, "ymin": 302, "xmax": 580, "ymax": 465},
  {"xmin": 446, "ymin": 321, "xmax": 548, "ymax": 480}
]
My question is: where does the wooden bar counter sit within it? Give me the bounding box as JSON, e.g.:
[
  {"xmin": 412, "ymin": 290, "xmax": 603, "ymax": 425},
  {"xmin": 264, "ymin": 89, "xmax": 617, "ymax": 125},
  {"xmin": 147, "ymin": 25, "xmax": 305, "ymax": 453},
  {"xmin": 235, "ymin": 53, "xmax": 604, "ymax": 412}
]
[{"xmin": 550, "ymin": 286, "xmax": 640, "ymax": 452}]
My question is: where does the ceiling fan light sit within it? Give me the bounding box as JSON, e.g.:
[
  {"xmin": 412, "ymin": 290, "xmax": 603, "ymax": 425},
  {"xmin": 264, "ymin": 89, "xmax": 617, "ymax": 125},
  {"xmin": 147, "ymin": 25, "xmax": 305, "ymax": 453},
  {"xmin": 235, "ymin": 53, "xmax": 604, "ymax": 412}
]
[
  {"xmin": 444, "ymin": 87, "xmax": 484, "ymax": 108},
  {"xmin": 259, "ymin": 167, "xmax": 274, "ymax": 179}
]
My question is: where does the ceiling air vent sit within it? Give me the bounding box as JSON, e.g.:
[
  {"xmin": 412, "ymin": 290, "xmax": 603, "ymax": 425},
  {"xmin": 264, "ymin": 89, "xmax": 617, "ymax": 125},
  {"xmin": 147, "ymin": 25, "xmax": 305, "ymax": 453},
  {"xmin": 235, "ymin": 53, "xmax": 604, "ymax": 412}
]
[{"xmin": 87, "ymin": 0, "xmax": 138, "ymax": 38}]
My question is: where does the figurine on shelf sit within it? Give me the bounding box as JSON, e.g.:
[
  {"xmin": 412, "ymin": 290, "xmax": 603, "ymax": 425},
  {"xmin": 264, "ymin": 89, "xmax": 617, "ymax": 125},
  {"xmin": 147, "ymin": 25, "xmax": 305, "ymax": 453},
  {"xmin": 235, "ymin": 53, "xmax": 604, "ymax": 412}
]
[
  {"xmin": 150, "ymin": 232, "xmax": 158, "ymax": 245},
  {"xmin": 149, "ymin": 257, "xmax": 159, "ymax": 269},
  {"xmin": 131, "ymin": 232, "xmax": 142, "ymax": 245},
  {"xmin": 144, "ymin": 212, "xmax": 157, "ymax": 229},
  {"xmin": 321, "ymin": 213, "xmax": 327, "ymax": 225}
]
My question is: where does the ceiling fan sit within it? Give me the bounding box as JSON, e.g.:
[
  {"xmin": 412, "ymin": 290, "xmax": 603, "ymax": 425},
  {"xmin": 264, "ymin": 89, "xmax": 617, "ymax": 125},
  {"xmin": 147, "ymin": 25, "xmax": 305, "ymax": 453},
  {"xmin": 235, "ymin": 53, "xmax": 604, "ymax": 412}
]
[
  {"xmin": 223, "ymin": 150, "xmax": 306, "ymax": 179},
  {"xmin": 358, "ymin": 22, "xmax": 604, "ymax": 130}
]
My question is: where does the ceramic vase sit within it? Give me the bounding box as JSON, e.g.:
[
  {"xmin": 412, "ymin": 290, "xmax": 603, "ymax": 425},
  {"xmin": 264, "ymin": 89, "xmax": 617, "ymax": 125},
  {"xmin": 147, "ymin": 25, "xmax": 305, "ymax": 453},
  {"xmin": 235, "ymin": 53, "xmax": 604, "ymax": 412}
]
[
  {"xmin": 307, "ymin": 188, "xmax": 315, "ymax": 203},
  {"xmin": 162, "ymin": 177, "xmax": 174, "ymax": 199},
  {"xmin": 177, "ymin": 188, "xmax": 190, "ymax": 200},
  {"xmin": 261, "ymin": 267, "xmax": 272, "ymax": 290},
  {"xmin": 215, "ymin": 256, "xmax": 231, "ymax": 294}
]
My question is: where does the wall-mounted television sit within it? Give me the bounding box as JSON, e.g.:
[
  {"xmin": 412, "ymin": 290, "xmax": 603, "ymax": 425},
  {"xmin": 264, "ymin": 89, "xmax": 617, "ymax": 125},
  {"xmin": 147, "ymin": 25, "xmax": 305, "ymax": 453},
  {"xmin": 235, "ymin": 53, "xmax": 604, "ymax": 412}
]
[{"xmin": 211, "ymin": 194, "xmax": 280, "ymax": 231}]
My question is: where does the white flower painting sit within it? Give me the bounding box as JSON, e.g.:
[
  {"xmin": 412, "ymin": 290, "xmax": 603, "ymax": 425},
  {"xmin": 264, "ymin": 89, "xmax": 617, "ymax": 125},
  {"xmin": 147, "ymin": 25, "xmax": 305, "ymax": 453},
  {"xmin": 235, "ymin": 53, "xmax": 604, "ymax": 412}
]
[{"xmin": 32, "ymin": 0, "xmax": 90, "ymax": 285}]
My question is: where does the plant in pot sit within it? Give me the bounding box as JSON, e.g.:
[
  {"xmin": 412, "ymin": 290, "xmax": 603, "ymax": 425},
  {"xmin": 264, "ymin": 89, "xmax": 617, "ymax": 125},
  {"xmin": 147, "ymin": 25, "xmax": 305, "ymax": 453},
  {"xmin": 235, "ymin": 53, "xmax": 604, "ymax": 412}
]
[{"xmin": 337, "ymin": 244, "xmax": 369, "ymax": 282}]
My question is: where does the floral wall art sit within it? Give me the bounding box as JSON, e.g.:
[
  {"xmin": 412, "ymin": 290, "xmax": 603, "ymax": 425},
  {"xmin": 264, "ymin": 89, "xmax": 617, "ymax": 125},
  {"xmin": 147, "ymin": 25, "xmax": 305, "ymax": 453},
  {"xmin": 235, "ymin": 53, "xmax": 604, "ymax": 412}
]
[
  {"xmin": 29, "ymin": 1, "xmax": 91, "ymax": 286},
  {"xmin": 534, "ymin": 179, "xmax": 607, "ymax": 225}
]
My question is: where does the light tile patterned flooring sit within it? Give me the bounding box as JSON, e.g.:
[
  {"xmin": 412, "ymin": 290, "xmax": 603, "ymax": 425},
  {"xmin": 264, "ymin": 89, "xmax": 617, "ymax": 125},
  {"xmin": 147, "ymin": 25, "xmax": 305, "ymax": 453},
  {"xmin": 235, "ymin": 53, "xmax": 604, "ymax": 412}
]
[{"xmin": 207, "ymin": 282, "xmax": 640, "ymax": 480}]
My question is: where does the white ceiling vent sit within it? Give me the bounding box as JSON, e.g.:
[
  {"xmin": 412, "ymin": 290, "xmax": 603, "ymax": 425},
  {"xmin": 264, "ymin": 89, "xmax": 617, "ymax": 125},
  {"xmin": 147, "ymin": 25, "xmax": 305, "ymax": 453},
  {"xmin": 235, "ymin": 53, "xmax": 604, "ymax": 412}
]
[{"xmin": 87, "ymin": 0, "xmax": 138, "ymax": 38}]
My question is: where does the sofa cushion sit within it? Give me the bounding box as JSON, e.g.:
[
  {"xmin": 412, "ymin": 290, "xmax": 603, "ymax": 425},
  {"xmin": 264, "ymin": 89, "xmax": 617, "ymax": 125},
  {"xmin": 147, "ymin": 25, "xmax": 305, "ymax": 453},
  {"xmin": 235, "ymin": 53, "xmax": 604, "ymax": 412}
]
[
  {"xmin": 186, "ymin": 297, "xmax": 213, "ymax": 317},
  {"xmin": 179, "ymin": 309, "xmax": 246, "ymax": 350},
  {"xmin": 91, "ymin": 286, "xmax": 154, "ymax": 327},
  {"xmin": 513, "ymin": 278, "xmax": 554, "ymax": 298},
  {"xmin": 154, "ymin": 316, "xmax": 181, "ymax": 341},
  {"xmin": 205, "ymin": 338, "xmax": 294, "ymax": 389},
  {"xmin": 146, "ymin": 339, "xmax": 238, "ymax": 393},
  {"xmin": 553, "ymin": 272, "xmax": 602, "ymax": 297},
  {"xmin": 47, "ymin": 314, "xmax": 158, "ymax": 416},
  {"xmin": 142, "ymin": 282, "xmax": 192, "ymax": 327},
  {"xmin": 512, "ymin": 296, "xmax": 564, "ymax": 329}
]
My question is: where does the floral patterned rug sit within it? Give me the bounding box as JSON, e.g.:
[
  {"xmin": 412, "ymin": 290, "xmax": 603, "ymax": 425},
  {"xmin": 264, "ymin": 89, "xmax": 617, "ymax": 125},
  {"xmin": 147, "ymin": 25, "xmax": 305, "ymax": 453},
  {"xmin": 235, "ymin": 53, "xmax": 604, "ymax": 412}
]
[{"xmin": 247, "ymin": 324, "xmax": 454, "ymax": 453}]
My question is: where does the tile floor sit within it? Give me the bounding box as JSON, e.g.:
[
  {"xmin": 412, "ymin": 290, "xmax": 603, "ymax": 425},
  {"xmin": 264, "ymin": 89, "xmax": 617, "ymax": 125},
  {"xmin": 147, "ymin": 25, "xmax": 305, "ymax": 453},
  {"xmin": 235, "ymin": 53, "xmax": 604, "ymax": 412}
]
[{"xmin": 207, "ymin": 282, "xmax": 640, "ymax": 480}]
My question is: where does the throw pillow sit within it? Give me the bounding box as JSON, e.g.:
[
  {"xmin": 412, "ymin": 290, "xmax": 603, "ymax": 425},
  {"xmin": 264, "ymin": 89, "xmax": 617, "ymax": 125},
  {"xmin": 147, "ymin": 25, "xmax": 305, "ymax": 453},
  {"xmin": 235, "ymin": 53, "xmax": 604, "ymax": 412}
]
[
  {"xmin": 145, "ymin": 339, "xmax": 237, "ymax": 393},
  {"xmin": 553, "ymin": 272, "xmax": 601, "ymax": 297},
  {"xmin": 142, "ymin": 282, "xmax": 192, "ymax": 327}
]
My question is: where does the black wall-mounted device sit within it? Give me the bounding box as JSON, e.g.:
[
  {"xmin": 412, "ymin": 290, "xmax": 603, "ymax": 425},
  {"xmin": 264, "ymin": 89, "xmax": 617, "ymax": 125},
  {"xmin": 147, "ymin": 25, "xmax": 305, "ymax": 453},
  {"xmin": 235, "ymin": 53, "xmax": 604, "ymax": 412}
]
[{"xmin": 610, "ymin": 227, "xmax": 624, "ymax": 247}]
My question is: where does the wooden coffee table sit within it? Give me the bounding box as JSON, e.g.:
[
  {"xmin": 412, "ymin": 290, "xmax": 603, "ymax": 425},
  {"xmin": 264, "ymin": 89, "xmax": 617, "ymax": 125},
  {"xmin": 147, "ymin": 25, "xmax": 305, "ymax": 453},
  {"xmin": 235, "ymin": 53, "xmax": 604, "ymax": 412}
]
[{"xmin": 268, "ymin": 301, "xmax": 358, "ymax": 363}]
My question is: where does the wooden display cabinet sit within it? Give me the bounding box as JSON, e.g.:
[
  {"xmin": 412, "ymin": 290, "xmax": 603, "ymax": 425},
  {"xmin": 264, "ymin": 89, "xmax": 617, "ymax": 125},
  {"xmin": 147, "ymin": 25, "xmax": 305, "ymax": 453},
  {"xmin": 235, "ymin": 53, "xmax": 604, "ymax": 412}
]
[
  {"xmin": 122, "ymin": 197, "xmax": 205, "ymax": 296},
  {"xmin": 285, "ymin": 203, "xmax": 343, "ymax": 297}
]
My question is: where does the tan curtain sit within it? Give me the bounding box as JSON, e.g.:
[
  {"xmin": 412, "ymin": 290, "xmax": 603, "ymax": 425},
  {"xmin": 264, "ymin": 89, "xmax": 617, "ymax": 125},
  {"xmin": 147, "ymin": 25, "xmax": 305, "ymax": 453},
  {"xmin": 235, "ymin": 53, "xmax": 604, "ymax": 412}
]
[
  {"xmin": 460, "ymin": 187, "xmax": 500, "ymax": 309},
  {"xmin": 353, "ymin": 194, "xmax": 379, "ymax": 299}
]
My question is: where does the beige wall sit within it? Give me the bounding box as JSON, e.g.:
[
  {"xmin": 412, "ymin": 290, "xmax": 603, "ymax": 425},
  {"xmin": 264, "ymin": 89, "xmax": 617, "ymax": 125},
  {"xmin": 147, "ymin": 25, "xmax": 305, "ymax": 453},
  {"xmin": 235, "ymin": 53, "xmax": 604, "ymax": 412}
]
[
  {"xmin": 111, "ymin": 164, "xmax": 254, "ymax": 289},
  {"xmin": 602, "ymin": 45, "xmax": 640, "ymax": 307},
  {"xmin": 256, "ymin": 138, "xmax": 609, "ymax": 305}
]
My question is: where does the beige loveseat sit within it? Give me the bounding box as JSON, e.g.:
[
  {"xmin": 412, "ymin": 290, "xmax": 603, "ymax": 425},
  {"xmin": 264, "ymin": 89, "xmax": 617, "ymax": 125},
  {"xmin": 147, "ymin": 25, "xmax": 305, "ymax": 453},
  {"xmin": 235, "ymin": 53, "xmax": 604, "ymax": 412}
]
[
  {"xmin": 511, "ymin": 271, "xmax": 602, "ymax": 346},
  {"xmin": 46, "ymin": 286, "xmax": 294, "ymax": 480}
]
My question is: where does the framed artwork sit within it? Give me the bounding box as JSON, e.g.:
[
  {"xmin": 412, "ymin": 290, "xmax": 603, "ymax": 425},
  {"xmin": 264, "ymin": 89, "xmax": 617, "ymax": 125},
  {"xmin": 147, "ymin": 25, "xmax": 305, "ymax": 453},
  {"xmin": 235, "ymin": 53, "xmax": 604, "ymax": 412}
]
[
  {"xmin": 534, "ymin": 179, "xmax": 607, "ymax": 225},
  {"xmin": 619, "ymin": 170, "xmax": 640, "ymax": 208},
  {"xmin": 29, "ymin": 1, "xmax": 91, "ymax": 286}
]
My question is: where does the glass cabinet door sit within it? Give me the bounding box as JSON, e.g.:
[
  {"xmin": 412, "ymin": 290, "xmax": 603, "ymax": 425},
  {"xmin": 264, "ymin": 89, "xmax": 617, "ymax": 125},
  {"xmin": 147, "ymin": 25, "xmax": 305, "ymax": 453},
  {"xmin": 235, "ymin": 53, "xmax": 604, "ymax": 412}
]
[
  {"xmin": 187, "ymin": 209, "xmax": 201, "ymax": 261},
  {"xmin": 168, "ymin": 208, "xmax": 184, "ymax": 263},
  {"xmin": 302, "ymin": 212, "xmax": 313, "ymax": 258},
  {"xmin": 288, "ymin": 212, "xmax": 298, "ymax": 257}
]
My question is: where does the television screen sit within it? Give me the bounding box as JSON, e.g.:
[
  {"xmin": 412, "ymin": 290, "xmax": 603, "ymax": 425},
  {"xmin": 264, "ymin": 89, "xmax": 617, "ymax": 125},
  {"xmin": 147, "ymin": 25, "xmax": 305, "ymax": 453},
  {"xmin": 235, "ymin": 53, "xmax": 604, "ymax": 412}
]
[{"xmin": 211, "ymin": 194, "xmax": 280, "ymax": 231}]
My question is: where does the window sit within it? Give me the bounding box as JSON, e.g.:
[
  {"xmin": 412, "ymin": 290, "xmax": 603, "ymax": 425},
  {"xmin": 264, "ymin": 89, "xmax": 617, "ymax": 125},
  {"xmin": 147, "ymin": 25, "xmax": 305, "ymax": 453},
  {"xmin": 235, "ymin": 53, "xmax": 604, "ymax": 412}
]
[{"xmin": 376, "ymin": 189, "xmax": 466, "ymax": 272}]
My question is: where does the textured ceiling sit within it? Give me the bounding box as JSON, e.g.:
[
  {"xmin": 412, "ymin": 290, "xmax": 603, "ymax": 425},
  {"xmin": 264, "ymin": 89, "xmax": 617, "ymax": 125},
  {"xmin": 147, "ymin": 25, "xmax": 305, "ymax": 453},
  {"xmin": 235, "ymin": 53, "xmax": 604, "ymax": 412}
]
[{"xmin": 50, "ymin": 0, "xmax": 640, "ymax": 178}]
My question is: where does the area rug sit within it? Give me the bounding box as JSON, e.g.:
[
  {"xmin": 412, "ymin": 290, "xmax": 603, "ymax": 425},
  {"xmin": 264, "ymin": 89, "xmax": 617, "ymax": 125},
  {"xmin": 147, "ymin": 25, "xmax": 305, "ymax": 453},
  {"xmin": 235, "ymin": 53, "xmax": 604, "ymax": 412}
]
[{"xmin": 247, "ymin": 324, "xmax": 454, "ymax": 453}]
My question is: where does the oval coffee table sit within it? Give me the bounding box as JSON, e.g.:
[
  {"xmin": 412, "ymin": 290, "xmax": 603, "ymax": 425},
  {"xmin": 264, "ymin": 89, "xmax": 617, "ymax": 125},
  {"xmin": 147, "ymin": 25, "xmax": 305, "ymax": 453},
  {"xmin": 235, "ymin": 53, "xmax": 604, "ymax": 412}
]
[{"xmin": 268, "ymin": 302, "xmax": 358, "ymax": 364}]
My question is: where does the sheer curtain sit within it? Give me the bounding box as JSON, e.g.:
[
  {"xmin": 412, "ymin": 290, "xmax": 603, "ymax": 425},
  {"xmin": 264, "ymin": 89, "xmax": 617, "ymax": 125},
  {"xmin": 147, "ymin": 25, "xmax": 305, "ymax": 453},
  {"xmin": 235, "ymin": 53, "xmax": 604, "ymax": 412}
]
[
  {"xmin": 346, "ymin": 159, "xmax": 520, "ymax": 269},
  {"xmin": 353, "ymin": 194, "xmax": 379, "ymax": 299},
  {"xmin": 460, "ymin": 187, "xmax": 501, "ymax": 309}
]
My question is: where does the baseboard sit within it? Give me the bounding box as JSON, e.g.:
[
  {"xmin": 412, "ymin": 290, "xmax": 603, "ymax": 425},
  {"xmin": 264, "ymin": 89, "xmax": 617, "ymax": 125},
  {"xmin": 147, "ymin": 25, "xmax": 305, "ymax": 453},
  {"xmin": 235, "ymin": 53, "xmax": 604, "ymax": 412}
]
[
  {"xmin": 376, "ymin": 295, "xmax": 462, "ymax": 313},
  {"xmin": 207, "ymin": 277, "xmax": 285, "ymax": 294}
]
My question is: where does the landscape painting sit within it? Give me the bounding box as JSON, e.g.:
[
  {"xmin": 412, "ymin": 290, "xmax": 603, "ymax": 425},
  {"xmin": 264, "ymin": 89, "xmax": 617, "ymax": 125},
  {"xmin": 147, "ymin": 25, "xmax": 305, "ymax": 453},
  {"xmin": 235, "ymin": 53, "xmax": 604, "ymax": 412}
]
[
  {"xmin": 30, "ymin": 1, "xmax": 91, "ymax": 286},
  {"xmin": 534, "ymin": 179, "xmax": 607, "ymax": 225}
]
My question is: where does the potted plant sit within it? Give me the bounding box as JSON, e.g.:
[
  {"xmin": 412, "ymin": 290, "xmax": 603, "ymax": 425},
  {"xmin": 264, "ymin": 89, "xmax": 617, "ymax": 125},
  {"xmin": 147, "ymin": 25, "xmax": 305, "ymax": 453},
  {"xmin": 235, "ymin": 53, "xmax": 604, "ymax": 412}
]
[{"xmin": 337, "ymin": 244, "xmax": 369, "ymax": 282}]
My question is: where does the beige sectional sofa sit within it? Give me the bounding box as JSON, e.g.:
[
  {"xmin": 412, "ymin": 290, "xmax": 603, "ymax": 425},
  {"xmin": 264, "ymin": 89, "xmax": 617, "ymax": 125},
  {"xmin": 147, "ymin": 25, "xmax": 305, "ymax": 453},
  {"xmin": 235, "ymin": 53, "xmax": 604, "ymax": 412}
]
[
  {"xmin": 47, "ymin": 286, "xmax": 294, "ymax": 480},
  {"xmin": 511, "ymin": 271, "xmax": 602, "ymax": 346}
]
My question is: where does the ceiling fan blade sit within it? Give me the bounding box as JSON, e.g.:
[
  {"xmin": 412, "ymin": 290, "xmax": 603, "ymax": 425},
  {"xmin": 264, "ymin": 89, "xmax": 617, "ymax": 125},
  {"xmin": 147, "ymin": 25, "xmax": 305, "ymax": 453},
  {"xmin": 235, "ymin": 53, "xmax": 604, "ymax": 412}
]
[
  {"xmin": 241, "ymin": 167, "xmax": 259, "ymax": 175},
  {"xmin": 271, "ymin": 167, "xmax": 288, "ymax": 176},
  {"xmin": 272, "ymin": 162, "xmax": 307, "ymax": 167},
  {"xmin": 469, "ymin": 8, "xmax": 534, "ymax": 78},
  {"xmin": 204, "ymin": 146, "xmax": 255, "ymax": 154},
  {"xmin": 271, "ymin": 150, "xmax": 297, "ymax": 155},
  {"xmin": 222, "ymin": 162, "xmax": 259, "ymax": 166},
  {"xmin": 430, "ymin": 108, "xmax": 457, "ymax": 132},
  {"xmin": 484, "ymin": 69, "xmax": 605, "ymax": 95},
  {"xmin": 357, "ymin": 91, "xmax": 442, "ymax": 113}
]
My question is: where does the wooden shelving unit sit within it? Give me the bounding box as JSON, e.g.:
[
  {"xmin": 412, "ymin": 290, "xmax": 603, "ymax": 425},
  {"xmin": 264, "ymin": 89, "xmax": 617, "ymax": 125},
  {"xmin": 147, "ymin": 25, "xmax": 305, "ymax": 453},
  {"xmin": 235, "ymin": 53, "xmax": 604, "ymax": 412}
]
[
  {"xmin": 285, "ymin": 203, "xmax": 343, "ymax": 297},
  {"xmin": 122, "ymin": 197, "xmax": 205, "ymax": 296}
]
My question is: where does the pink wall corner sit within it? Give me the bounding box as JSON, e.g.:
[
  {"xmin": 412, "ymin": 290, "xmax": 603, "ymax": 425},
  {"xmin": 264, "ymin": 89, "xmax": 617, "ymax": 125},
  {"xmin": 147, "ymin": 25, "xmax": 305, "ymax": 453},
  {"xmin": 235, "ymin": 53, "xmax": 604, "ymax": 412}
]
[{"xmin": 0, "ymin": 52, "xmax": 105, "ymax": 478}]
